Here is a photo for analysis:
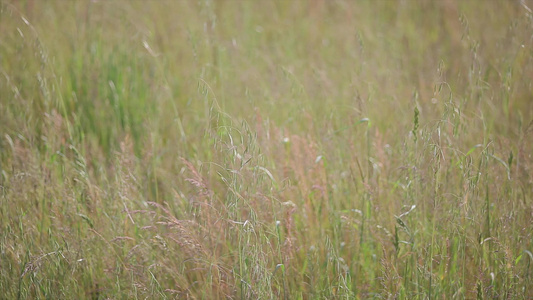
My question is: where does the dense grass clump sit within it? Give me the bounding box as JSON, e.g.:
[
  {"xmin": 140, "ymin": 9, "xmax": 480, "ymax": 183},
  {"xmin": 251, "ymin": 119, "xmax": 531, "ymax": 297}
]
[{"xmin": 1, "ymin": 0, "xmax": 532, "ymax": 298}]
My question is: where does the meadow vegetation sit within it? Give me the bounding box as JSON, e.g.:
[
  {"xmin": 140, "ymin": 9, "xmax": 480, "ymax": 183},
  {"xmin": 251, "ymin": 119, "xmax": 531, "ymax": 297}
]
[{"xmin": 1, "ymin": 0, "xmax": 532, "ymax": 298}]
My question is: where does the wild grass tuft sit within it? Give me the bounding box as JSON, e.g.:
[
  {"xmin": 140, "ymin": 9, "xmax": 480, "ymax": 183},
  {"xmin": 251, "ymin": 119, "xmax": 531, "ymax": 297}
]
[{"xmin": 1, "ymin": 0, "xmax": 532, "ymax": 298}]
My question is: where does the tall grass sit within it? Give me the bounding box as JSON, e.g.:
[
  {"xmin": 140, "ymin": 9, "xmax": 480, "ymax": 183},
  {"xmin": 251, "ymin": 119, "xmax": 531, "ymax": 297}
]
[{"xmin": 1, "ymin": 0, "xmax": 532, "ymax": 298}]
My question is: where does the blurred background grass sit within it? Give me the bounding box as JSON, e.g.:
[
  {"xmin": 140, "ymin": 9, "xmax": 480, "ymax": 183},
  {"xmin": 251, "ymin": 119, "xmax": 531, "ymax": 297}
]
[{"xmin": 1, "ymin": 0, "xmax": 532, "ymax": 298}]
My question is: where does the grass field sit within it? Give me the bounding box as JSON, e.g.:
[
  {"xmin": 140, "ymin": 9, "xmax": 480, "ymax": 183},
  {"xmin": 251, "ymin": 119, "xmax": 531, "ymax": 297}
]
[{"xmin": 1, "ymin": 0, "xmax": 533, "ymax": 298}]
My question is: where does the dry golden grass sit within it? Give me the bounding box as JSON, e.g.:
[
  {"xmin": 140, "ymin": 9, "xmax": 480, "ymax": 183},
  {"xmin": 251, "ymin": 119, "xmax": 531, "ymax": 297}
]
[{"xmin": 1, "ymin": 0, "xmax": 532, "ymax": 298}]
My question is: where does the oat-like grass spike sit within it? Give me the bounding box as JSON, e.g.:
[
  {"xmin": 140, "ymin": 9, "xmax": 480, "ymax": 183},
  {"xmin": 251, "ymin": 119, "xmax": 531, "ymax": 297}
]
[{"xmin": 412, "ymin": 105, "xmax": 420, "ymax": 143}]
